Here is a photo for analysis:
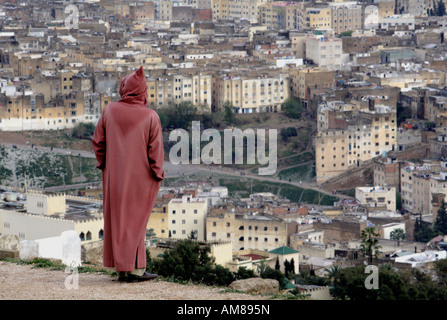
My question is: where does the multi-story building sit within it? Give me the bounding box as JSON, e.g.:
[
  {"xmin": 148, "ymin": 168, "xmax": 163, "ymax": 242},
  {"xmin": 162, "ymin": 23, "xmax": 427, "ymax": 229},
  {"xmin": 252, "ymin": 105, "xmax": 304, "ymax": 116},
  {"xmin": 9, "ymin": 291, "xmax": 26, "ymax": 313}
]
[
  {"xmin": 212, "ymin": 72, "xmax": 289, "ymax": 113},
  {"xmin": 304, "ymin": 7, "xmax": 332, "ymax": 30},
  {"xmin": 400, "ymin": 161, "xmax": 442, "ymax": 214},
  {"xmin": 329, "ymin": 1, "xmax": 363, "ymax": 35},
  {"xmin": 396, "ymin": 0, "xmax": 433, "ymax": 16},
  {"xmin": 167, "ymin": 195, "xmax": 208, "ymax": 241},
  {"xmin": 159, "ymin": 0, "xmax": 173, "ymax": 20},
  {"xmin": 376, "ymin": 0, "xmax": 396, "ymax": 23},
  {"xmin": 381, "ymin": 14, "xmax": 416, "ymax": 30},
  {"xmin": 146, "ymin": 73, "xmax": 212, "ymax": 112},
  {"xmin": 0, "ymin": 90, "xmax": 86, "ymax": 131},
  {"xmin": 315, "ymin": 104, "xmax": 397, "ymax": 184},
  {"xmin": 305, "ymin": 35, "xmax": 344, "ymax": 71},
  {"xmin": 129, "ymin": 2, "xmax": 155, "ymax": 21},
  {"xmin": 289, "ymin": 66, "xmax": 335, "ymax": 103},
  {"xmin": 212, "ymin": 0, "xmax": 266, "ymax": 23},
  {"xmin": 259, "ymin": 1, "xmax": 299, "ymax": 30},
  {"xmin": 206, "ymin": 209, "xmax": 291, "ymax": 252},
  {"xmin": 355, "ymin": 186, "xmax": 397, "ymax": 212},
  {"xmin": 373, "ymin": 156, "xmax": 401, "ymax": 190}
]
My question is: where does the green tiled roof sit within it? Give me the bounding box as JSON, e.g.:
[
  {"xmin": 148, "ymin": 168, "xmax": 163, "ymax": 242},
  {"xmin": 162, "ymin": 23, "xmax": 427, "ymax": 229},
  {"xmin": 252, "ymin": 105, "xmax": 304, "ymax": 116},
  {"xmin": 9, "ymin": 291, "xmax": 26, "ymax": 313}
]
[{"xmin": 269, "ymin": 246, "xmax": 299, "ymax": 255}]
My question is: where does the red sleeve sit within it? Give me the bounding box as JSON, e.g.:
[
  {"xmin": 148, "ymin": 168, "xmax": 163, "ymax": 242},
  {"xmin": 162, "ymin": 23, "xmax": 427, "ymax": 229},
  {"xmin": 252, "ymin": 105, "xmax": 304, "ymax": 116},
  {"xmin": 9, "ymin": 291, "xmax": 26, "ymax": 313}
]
[
  {"xmin": 92, "ymin": 113, "xmax": 106, "ymax": 171},
  {"xmin": 148, "ymin": 112, "xmax": 165, "ymax": 181}
]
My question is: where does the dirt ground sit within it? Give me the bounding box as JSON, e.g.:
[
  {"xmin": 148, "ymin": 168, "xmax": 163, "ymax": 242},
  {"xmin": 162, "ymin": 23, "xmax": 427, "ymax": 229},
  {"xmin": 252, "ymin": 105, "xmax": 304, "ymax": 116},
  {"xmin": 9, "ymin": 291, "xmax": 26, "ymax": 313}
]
[{"xmin": 0, "ymin": 260, "xmax": 271, "ymax": 301}]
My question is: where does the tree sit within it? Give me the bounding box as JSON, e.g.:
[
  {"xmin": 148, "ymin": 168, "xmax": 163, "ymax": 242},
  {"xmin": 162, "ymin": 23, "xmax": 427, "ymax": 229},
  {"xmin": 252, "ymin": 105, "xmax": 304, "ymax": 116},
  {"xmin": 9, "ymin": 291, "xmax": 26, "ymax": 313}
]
[
  {"xmin": 414, "ymin": 215, "xmax": 436, "ymax": 242},
  {"xmin": 436, "ymin": 0, "xmax": 446, "ymax": 16},
  {"xmin": 396, "ymin": 102, "xmax": 411, "ymax": 126},
  {"xmin": 275, "ymin": 257, "xmax": 280, "ymax": 271},
  {"xmin": 324, "ymin": 264, "xmax": 343, "ymax": 286},
  {"xmin": 390, "ymin": 228, "xmax": 406, "ymax": 246},
  {"xmin": 434, "ymin": 201, "xmax": 447, "ymax": 235},
  {"xmin": 360, "ymin": 227, "xmax": 382, "ymax": 265},
  {"xmin": 150, "ymin": 239, "xmax": 214, "ymax": 283},
  {"xmin": 283, "ymin": 259, "xmax": 295, "ymax": 278},
  {"xmin": 283, "ymin": 97, "xmax": 304, "ymax": 119},
  {"xmin": 72, "ymin": 122, "xmax": 95, "ymax": 139},
  {"xmin": 223, "ymin": 101, "xmax": 235, "ymax": 124},
  {"xmin": 261, "ymin": 266, "xmax": 286, "ymax": 290},
  {"xmin": 280, "ymin": 127, "xmax": 298, "ymax": 142}
]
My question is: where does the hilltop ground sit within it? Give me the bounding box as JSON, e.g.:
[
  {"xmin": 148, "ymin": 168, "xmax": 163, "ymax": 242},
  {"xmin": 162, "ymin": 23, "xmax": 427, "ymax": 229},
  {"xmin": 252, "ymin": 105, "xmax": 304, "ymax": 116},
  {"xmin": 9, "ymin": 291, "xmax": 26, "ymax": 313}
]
[{"xmin": 0, "ymin": 260, "xmax": 272, "ymax": 300}]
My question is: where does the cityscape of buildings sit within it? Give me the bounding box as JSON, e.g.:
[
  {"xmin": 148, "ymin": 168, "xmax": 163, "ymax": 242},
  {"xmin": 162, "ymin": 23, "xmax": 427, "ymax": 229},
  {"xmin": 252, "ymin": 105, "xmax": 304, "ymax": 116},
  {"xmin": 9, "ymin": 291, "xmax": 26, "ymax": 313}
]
[{"xmin": 0, "ymin": 0, "xmax": 447, "ymax": 299}]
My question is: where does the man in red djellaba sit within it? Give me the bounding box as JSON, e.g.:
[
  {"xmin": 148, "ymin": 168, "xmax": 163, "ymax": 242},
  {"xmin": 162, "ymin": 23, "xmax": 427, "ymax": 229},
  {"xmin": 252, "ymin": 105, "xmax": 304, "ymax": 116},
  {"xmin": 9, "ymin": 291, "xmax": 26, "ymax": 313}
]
[{"xmin": 92, "ymin": 66, "xmax": 165, "ymax": 282}]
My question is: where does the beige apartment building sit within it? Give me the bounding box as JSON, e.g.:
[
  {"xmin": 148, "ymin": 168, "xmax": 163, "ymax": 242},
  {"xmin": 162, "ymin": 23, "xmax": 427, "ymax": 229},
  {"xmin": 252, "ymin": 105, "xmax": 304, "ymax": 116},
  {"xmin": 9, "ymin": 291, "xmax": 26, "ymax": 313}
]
[
  {"xmin": 212, "ymin": 72, "xmax": 289, "ymax": 113},
  {"xmin": 206, "ymin": 210, "xmax": 291, "ymax": 252},
  {"xmin": 377, "ymin": 0, "xmax": 396, "ymax": 22},
  {"xmin": 289, "ymin": 66, "xmax": 335, "ymax": 102},
  {"xmin": 430, "ymin": 172, "xmax": 447, "ymax": 216},
  {"xmin": 147, "ymin": 73, "xmax": 212, "ymax": 112},
  {"xmin": 259, "ymin": 1, "xmax": 300, "ymax": 30},
  {"xmin": 315, "ymin": 105, "xmax": 397, "ymax": 184},
  {"xmin": 304, "ymin": 7, "xmax": 332, "ymax": 30},
  {"xmin": 355, "ymin": 186, "xmax": 397, "ymax": 212},
  {"xmin": 373, "ymin": 157, "xmax": 401, "ymax": 190},
  {"xmin": 0, "ymin": 90, "xmax": 86, "ymax": 131},
  {"xmin": 212, "ymin": 0, "xmax": 266, "ymax": 23},
  {"xmin": 329, "ymin": 2, "xmax": 363, "ymax": 35},
  {"xmin": 159, "ymin": 1, "xmax": 173, "ymax": 21},
  {"xmin": 399, "ymin": 160, "xmax": 447, "ymax": 215},
  {"xmin": 400, "ymin": 161, "xmax": 442, "ymax": 215},
  {"xmin": 147, "ymin": 202, "xmax": 169, "ymax": 239},
  {"xmin": 167, "ymin": 195, "xmax": 208, "ymax": 241}
]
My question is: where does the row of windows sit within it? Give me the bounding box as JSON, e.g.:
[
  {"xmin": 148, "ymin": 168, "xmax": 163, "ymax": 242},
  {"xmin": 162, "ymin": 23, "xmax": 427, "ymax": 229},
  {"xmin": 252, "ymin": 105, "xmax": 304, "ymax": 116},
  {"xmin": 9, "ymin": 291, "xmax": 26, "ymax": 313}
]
[
  {"xmin": 79, "ymin": 230, "xmax": 103, "ymax": 241},
  {"xmin": 171, "ymin": 229, "xmax": 198, "ymax": 235},
  {"xmin": 171, "ymin": 219, "xmax": 199, "ymax": 224},
  {"xmin": 172, "ymin": 209, "xmax": 198, "ymax": 214}
]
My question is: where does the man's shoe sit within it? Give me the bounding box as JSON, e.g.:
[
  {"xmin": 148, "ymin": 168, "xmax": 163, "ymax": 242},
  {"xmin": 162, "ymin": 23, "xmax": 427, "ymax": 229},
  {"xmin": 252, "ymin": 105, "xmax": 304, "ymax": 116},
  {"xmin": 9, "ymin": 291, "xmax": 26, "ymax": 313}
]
[
  {"xmin": 117, "ymin": 272, "xmax": 128, "ymax": 282},
  {"xmin": 118, "ymin": 275, "xmax": 128, "ymax": 282},
  {"xmin": 127, "ymin": 272, "xmax": 158, "ymax": 283}
]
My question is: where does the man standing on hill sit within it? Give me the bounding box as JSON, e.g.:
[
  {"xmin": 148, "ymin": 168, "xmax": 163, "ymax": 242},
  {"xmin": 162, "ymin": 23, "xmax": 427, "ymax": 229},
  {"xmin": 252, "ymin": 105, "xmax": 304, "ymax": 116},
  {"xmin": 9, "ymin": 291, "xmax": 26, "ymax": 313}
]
[{"xmin": 92, "ymin": 66, "xmax": 165, "ymax": 282}]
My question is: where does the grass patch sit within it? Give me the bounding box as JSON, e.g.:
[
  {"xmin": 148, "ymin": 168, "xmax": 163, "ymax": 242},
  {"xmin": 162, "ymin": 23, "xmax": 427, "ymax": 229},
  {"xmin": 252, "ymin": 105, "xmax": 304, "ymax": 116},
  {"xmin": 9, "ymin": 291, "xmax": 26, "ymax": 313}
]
[{"xmin": 277, "ymin": 163, "xmax": 315, "ymax": 182}]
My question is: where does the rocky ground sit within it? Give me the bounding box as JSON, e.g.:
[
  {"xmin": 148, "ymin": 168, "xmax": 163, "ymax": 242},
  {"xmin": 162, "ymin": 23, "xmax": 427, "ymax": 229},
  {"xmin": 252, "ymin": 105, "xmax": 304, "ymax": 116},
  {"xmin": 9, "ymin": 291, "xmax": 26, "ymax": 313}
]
[{"xmin": 0, "ymin": 260, "xmax": 274, "ymax": 300}]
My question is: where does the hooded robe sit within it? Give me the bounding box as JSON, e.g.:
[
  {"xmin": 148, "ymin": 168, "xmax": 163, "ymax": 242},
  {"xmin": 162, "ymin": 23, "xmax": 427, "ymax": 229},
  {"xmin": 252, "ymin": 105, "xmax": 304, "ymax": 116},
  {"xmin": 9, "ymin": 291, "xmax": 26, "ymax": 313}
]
[{"xmin": 92, "ymin": 66, "xmax": 165, "ymax": 272}]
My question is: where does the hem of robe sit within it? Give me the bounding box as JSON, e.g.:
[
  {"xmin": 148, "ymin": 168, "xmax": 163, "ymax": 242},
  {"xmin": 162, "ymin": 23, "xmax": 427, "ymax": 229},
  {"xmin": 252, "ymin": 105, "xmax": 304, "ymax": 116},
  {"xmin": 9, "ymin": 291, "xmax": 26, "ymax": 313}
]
[{"xmin": 103, "ymin": 260, "xmax": 146, "ymax": 272}]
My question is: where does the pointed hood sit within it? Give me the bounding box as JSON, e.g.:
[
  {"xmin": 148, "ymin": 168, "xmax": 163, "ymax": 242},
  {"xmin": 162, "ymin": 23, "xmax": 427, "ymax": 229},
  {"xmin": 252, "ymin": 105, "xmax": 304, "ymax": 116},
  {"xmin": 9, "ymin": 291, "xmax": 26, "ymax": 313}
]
[{"xmin": 119, "ymin": 66, "xmax": 147, "ymax": 106}]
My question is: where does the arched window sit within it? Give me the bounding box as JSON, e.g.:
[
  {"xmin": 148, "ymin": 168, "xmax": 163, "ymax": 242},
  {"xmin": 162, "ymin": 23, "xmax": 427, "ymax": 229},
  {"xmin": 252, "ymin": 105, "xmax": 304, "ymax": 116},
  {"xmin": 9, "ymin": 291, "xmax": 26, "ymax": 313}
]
[
  {"xmin": 99, "ymin": 229, "xmax": 104, "ymax": 239},
  {"xmin": 86, "ymin": 231, "xmax": 92, "ymax": 241},
  {"xmin": 79, "ymin": 232, "xmax": 85, "ymax": 241}
]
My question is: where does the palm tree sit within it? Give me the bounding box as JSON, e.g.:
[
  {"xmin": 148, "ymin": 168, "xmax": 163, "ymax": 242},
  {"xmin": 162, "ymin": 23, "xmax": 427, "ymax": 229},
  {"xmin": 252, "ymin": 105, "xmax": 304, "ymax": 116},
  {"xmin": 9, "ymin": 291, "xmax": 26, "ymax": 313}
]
[
  {"xmin": 360, "ymin": 227, "xmax": 382, "ymax": 265},
  {"xmin": 390, "ymin": 228, "xmax": 406, "ymax": 246},
  {"xmin": 324, "ymin": 264, "xmax": 343, "ymax": 286}
]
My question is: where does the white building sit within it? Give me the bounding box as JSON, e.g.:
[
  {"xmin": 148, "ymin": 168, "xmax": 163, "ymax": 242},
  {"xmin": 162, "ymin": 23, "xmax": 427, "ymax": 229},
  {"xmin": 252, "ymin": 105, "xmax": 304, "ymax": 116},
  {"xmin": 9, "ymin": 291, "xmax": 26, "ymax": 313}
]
[
  {"xmin": 305, "ymin": 35, "xmax": 345, "ymax": 71},
  {"xmin": 168, "ymin": 195, "xmax": 208, "ymax": 241},
  {"xmin": 0, "ymin": 191, "xmax": 103, "ymax": 243},
  {"xmin": 381, "ymin": 14, "xmax": 416, "ymax": 30},
  {"xmin": 394, "ymin": 250, "xmax": 447, "ymax": 268},
  {"xmin": 355, "ymin": 186, "xmax": 397, "ymax": 212}
]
